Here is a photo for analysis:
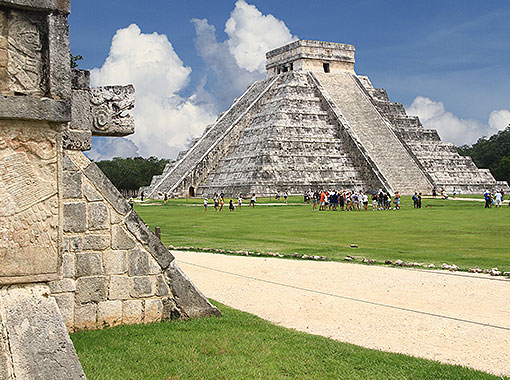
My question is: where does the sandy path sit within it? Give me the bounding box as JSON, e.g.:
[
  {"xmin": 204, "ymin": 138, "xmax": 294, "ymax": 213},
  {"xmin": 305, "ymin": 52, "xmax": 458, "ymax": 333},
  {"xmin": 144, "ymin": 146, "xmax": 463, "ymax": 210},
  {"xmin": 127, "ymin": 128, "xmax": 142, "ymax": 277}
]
[{"xmin": 173, "ymin": 251, "xmax": 510, "ymax": 376}]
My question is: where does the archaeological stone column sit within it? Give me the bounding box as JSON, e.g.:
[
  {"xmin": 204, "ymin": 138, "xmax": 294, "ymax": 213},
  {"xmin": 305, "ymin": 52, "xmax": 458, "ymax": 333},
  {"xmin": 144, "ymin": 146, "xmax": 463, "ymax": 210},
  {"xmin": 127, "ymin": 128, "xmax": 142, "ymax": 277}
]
[{"xmin": 0, "ymin": 0, "xmax": 86, "ymax": 378}]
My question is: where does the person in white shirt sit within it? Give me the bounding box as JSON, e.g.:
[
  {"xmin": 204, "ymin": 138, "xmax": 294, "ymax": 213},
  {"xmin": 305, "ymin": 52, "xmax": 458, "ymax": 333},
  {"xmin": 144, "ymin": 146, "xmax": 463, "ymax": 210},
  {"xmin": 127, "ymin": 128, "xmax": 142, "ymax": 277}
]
[{"xmin": 494, "ymin": 191, "xmax": 502, "ymax": 207}]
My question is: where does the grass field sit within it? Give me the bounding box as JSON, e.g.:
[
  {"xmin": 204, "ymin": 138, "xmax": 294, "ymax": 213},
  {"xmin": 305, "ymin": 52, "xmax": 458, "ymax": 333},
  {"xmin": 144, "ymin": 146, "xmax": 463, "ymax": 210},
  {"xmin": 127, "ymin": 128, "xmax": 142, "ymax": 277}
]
[
  {"xmin": 135, "ymin": 196, "xmax": 510, "ymax": 272},
  {"xmin": 71, "ymin": 301, "xmax": 498, "ymax": 380}
]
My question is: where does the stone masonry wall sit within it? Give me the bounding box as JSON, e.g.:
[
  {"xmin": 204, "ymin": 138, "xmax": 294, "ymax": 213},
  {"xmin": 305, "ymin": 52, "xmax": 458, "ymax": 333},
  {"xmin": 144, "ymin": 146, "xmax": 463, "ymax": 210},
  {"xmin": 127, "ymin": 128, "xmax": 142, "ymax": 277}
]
[{"xmin": 54, "ymin": 150, "xmax": 219, "ymax": 331}]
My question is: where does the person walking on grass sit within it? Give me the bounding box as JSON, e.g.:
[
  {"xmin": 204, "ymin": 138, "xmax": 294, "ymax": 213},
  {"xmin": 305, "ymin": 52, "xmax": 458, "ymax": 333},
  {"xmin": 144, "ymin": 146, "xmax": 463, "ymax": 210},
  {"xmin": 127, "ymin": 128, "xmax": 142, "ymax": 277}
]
[
  {"xmin": 394, "ymin": 191, "xmax": 401, "ymax": 210},
  {"xmin": 203, "ymin": 198, "xmax": 208, "ymax": 211},
  {"xmin": 229, "ymin": 199, "xmax": 235, "ymax": 211},
  {"xmin": 484, "ymin": 190, "xmax": 491, "ymax": 209},
  {"xmin": 319, "ymin": 190, "xmax": 326, "ymax": 211},
  {"xmin": 494, "ymin": 190, "xmax": 502, "ymax": 208},
  {"xmin": 250, "ymin": 193, "xmax": 256, "ymax": 208},
  {"xmin": 164, "ymin": 193, "xmax": 168, "ymax": 205},
  {"xmin": 313, "ymin": 192, "xmax": 318, "ymax": 211},
  {"xmin": 238, "ymin": 194, "xmax": 243, "ymax": 208},
  {"xmin": 362, "ymin": 191, "xmax": 369, "ymax": 211},
  {"xmin": 284, "ymin": 191, "xmax": 288, "ymax": 203},
  {"xmin": 214, "ymin": 193, "xmax": 219, "ymax": 211},
  {"xmin": 219, "ymin": 196, "xmax": 224, "ymax": 211}
]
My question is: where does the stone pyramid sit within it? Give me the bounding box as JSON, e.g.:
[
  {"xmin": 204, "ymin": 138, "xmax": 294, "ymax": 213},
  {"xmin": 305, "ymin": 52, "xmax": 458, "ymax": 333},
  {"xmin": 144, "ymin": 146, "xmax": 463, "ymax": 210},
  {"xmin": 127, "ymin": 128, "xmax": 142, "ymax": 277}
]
[{"xmin": 145, "ymin": 40, "xmax": 508, "ymax": 197}]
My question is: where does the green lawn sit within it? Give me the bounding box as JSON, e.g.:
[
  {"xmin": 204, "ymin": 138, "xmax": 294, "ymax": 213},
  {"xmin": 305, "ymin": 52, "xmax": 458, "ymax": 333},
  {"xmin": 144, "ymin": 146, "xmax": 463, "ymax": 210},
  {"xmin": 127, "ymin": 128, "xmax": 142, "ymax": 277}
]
[
  {"xmin": 135, "ymin": 196, "xmax": 510, "ymax": 272},
  {"xmin": 71, "ymin": 301, "xmax": 497, "ymax": 380}
]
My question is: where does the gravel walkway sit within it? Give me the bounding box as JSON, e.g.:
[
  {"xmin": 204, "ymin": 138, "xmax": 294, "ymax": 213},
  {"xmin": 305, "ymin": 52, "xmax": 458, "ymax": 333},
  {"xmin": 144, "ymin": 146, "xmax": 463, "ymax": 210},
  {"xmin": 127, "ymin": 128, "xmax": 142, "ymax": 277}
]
[{"xmin": 173, "ymin": 251, "xmax": 510, "ymax": 376}]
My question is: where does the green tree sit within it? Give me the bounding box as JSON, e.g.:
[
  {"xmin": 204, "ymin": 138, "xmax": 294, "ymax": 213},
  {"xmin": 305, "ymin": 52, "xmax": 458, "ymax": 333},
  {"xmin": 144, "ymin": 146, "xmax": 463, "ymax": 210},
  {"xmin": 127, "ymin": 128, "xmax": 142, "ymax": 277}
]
[
  {"xmin": 96, "ymin": 156, "xmax": 171, "ymax": 196},
  {"xmin": 457, "ymin": 126, "xmax": 510, "ymax": 184}
]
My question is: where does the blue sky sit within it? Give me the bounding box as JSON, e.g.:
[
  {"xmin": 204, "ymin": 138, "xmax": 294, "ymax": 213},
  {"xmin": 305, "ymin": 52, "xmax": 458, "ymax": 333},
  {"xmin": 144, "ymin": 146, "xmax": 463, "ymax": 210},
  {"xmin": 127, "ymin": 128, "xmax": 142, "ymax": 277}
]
[{"xmin": 68, "ymin": 1, "xmax": 510, "ymax": 160}]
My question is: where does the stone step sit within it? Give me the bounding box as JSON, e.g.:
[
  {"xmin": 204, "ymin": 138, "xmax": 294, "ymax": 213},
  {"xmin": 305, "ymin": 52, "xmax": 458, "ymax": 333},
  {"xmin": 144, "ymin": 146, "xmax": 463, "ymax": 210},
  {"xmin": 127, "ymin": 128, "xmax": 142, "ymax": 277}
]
[{"xmin": 313, "ymin": 72, "xmax": 432, "ymax": 193}]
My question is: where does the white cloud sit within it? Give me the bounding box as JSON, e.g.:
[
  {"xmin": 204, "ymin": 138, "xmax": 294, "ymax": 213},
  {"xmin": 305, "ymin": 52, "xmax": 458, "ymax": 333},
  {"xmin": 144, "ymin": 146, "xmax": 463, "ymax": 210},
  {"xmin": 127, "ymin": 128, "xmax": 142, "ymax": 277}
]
[
  {"xmin": 89, "ymin": 24, "xmax": 217, "ymax": 159},
  {"xmin": 192, "ymin": 0, "xmax": 297, "ymax": 110},
  {"xmin": 87, "ymin": 1, "xmax": 297, "ymax": 160},
  {"xmin": 406, "ymin": 96, "xmax": 510, "ymax": 145},
  {"xmin": 225, "ymin": 0, "xmax": 297, "ymax": 73}
]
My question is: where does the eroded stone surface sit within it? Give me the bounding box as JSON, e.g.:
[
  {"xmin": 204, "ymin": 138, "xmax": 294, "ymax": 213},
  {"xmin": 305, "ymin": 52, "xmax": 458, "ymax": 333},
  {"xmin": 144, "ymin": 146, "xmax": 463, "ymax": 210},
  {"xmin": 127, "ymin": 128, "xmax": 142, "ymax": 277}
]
[{"xmin": 0, "ymin": 284, "xmax": 85, "ymax": 379}]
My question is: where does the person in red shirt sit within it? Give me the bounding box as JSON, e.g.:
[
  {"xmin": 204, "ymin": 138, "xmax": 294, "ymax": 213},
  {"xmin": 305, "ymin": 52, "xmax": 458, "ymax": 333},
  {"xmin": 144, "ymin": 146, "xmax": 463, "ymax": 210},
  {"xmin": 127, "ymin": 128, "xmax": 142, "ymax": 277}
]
[{"xmin": 319, "ymin": 191, "xmax": 326, "ymax": 211}]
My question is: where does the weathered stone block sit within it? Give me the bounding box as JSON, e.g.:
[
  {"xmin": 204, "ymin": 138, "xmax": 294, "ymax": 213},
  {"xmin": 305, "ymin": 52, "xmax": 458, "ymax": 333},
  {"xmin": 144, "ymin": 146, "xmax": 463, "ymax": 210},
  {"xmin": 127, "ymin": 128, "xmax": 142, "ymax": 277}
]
[
  {"xmin": 75, "ymin": 276, "xmax": 107, "ymax": 304},
  {"xmin": 83, "ymin": 163, "xmax": 131, "ymax": 215},
  {"xmin": 62, "ymin": 153, "xmax": 78, "ymax": 171},
  {"xmin": 108, "ymin": 276, "xmax": 130, "ymax": 300},
  {"xmin": 76, "ymin": 252, "xmax": 103, "ymax": 277},
  {"xmin": 69, "ymin": 236, "xmax": 82, "ymax": 252},
  {"xmin": 83, "ymin": 234, "xmax": 110, "ymax": 251},
  {"xmin": 103, "ymin": 250, "xmax": 127, "ymax": 275},
  {"xmin": 53, "ymin": 292, "xmax": 74, "ymax": 330},
  {"xmin": 144, "ymin": 299, "xmax": 162, "ymax": 324},
  {"xmin": 128, "ymin": 249, "xmax": 150, "ymax": 276},
  {"xmin": 62, "ymin": 253, "xmax": 75, "ymax": 278},
  {"xmin": 122, "ymin": 300, "xmax": 143, "ymax": 324},
  {"xmin": 125, "ymin": 210, "xmax": 173, "ymax": 269},
  {"xmin": 83, "ymin": 183, "xmax": 103, "ymax": 202},
  {"xmin": 0, "ymin": 284, "xmax": 85, "ymax": 379},
  {"xmin": 62, "ymin": 171, "xmax": 82, "ymax": 199},
  {"xmin": 87, "ymin": 202, "xmax": 109, "ymax": 230},
  {"xmin": 63, "ymin": 202, "xmax": 86, "ymax": 233},
  {"xmin": 112, "ymin": 224, "xmax": 136, "ymax": 250},
  {"xmin": 130, "ymin": 276, "xmax": 155, "ymax": 298},
  {"xmin": 74, "ymin": 303, "xmax": 97, "ymax": 330},
  {"xmin": 49, "ymin": 278, "xmax": 76, "ymax": 294},
  {"xmin": 97, "ymin": 300, "xmax": 122, "ymax": 327},
  {"xmin": 156, "ymin": 274, "xmax": 170, "ymax": 296},
  {"xmin": 162, "ymin": 297, "xmax": 180, "ymax": 320}
]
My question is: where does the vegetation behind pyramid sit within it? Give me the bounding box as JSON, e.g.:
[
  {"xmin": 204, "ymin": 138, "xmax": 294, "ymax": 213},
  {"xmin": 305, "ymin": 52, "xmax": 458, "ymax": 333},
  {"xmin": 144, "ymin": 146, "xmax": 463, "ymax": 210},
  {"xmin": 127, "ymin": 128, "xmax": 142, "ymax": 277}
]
[{"xmin": 144, "ymin": 40, "xmax": 508, "ymax": 197}]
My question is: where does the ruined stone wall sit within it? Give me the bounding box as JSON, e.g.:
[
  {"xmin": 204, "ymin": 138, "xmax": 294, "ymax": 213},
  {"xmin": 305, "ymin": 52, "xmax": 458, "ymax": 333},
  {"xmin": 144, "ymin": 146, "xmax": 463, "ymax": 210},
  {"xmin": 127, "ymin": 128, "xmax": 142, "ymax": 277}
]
[{"xmin": 54, "ymin": 150, "xmax": 219, "ymax": 331}]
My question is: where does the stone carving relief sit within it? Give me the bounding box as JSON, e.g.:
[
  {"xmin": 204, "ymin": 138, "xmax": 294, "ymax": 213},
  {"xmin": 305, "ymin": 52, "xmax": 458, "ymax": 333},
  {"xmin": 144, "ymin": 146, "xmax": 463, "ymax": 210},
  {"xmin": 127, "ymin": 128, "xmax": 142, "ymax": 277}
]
[
  {"xmin": 90, "ymin": 85, "xmax": 135, "ymax": 136},
  {"xmin": 7, "ymin": 12, "xmax": 44, "ymax": 95},
  {"xmin": 0, "ymin": 123, "xmax": 59, "ymax": 283}
]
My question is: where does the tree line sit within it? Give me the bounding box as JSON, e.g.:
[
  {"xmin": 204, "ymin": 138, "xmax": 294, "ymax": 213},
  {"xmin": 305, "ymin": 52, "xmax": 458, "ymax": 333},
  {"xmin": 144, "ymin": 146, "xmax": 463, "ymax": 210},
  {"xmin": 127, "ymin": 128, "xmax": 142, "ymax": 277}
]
[
  {"xmin": 96, "ymin": 156, "xmax": 171, "ymax": 197},
  {"xmin": 457, "ymin": 126, "xmax": 510, "ymax": 185}
]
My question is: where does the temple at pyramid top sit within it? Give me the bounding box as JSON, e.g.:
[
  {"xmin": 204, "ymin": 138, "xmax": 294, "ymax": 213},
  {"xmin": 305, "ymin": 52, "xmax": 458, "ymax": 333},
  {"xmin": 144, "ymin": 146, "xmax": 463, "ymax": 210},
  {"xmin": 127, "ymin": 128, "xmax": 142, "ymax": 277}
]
[
  {"xmin": 143, "ymin": 40, "xmax": 509, "ymax": 198},
  {"xmin": 266, "ymin": 40, "xmax": 356, "ymax": 76}
]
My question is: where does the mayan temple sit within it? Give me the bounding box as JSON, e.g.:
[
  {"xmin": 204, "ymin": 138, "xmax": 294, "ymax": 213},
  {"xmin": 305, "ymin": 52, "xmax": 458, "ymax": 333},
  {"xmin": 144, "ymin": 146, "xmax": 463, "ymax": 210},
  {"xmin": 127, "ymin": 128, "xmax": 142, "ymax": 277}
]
[{"xmin": 145, "ymin": 40, "xmax": 508, "ymax": 197}]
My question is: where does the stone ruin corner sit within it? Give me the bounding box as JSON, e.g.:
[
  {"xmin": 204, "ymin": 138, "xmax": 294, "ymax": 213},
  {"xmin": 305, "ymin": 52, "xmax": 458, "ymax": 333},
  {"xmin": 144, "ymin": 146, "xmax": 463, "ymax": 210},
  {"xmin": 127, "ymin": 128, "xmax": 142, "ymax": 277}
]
[{"xmin": 0, "ymin": 1, "xmax": 219, "ymax": 379}]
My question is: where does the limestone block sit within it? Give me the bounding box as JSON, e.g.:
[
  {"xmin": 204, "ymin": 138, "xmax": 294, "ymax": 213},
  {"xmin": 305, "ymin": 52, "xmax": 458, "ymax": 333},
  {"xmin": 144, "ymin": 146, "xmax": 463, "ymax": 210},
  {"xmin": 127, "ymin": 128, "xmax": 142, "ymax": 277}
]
[
  {"xmin": 69, "ymin": 236, "xmax": 83, "ymax": 252},
  {"xmin": 75, "ymin": 276, "xmax": 107, "ymax": 304},
  {"xmin": 112, "ymin": 224, "xmax": 136, "ymax": 250},
  {"xmin": 76, "ymin": 252, "xmax": 103, "ymax": 277},
  {"xmin": 74, "ymin": 303, "xmax": 97, "ymax": 330},
  {"xmin": 49, "ymin": 278, "xmax": 76, "ymax": 293},
  {"xmin": 87, "ymin": 201, "xmax": 109, "ymax": 230},
  {"xmin": 125, "ymin": 210, "xmax": 173, "ymax": 269},
  {"xmin": 97, "ymin": 300, "xmax": 122, "ymax": 327},
  {"xmin": 122, "ymin": 300, "xmax": 143, "ymax": 324},
  {"xmin": 0, "ymin": 97, "xmax": 70, "ymax": 122},
  {"xmin": 103, "ymin": 250, "xmax": 127, "ymax": 275},
  {"xmin": 108, "ymin": 276, "xmax": 130, "ymax": 300},
  {"xmin": 53, "ymin": 292, "xmax": 74, "ymax": 330},
  {"xmin": 72, "ymin": 69, "xmax": 90, "ymax": 90},
  {"xmin": 62, "ymin": 171, "xmax": 82, "ymax": 199},
  {"xmin": 162, "ymin": 297, "xmax": 180, "ymax": 320},
  {"xmin": 83, "ymin": 163, "xmax": 131, "ymax": 215},
  {"xmin": 83, "ymin": 182, "xmax": 103, "ymax": 202},
  {"xmin": 0, "ymin": 123, "xmax": 61, "ymax": 284},
  {"xmin": 62, "ymin": 153, "xmax": 78, "ymax": 171},
  {"xmin": 62, "ymin": 253, "xmax": 75, "ymax": 278},
  {"xmin": 156, "ymin": 274, "xmax": 170, "ymax": 297},
  {"xmin": 0, "ymin": 305, "xmax": 14, "ymax": 379},
  {"xmin": 83, "ymin": 234, "xmax": 110, "ymax": 251},
  {"xmin": 110, "ymin": 210, "xmax": 124, "ymax": 224},
  {"xmin": 130, "ymin": 276, "xmax": 155, "ymax": 298},
  {"xmin": 149, "ymin": 255, "xmax": 162, "ymax": 275},
  {"xmin": 47, "ymin": 12, "xmax": 71, "ymax": 99},
  {"xmin": 0, "ymin": 0, "xmax": 71, "ymax": 14},
  {"xmin": 63, "ymin": 202, "xmax": 86, "ymax": 233},
  {"xmin": 0, "ymin": 284, "xmax": 85, "ymax": 379},
  {"xmin": 144, "ymin": 299, "xmax": 162, "ymax": 324},
  {"xmin": 128, "ymin": 249, "xmax": 150, "ymax": 276},
  {"xmin": 165, "ymin": 262, "xmax": 221, "ymax": 318}
]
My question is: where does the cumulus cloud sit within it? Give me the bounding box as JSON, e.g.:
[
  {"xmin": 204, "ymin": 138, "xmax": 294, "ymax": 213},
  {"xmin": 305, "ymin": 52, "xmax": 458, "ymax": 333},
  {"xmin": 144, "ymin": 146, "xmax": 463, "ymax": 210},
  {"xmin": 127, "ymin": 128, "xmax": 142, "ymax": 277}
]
[
  {"xmin": 89, "ymin": 24, "xmax": 217, "ymax": 159},
  {"xmin": 225, "ymin": 0, "xmax": 297, "ymax": 73},
  {"xmin": 193, "ymin": 0, "xmax": 297, "ymax": 110},
  {"xmin": 406, "ymin": 96, "xmax": 510, "ymax": 145},
  {"xmin": 87, "ymin": 2, "xmax": 296, "ymax": 160}
]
